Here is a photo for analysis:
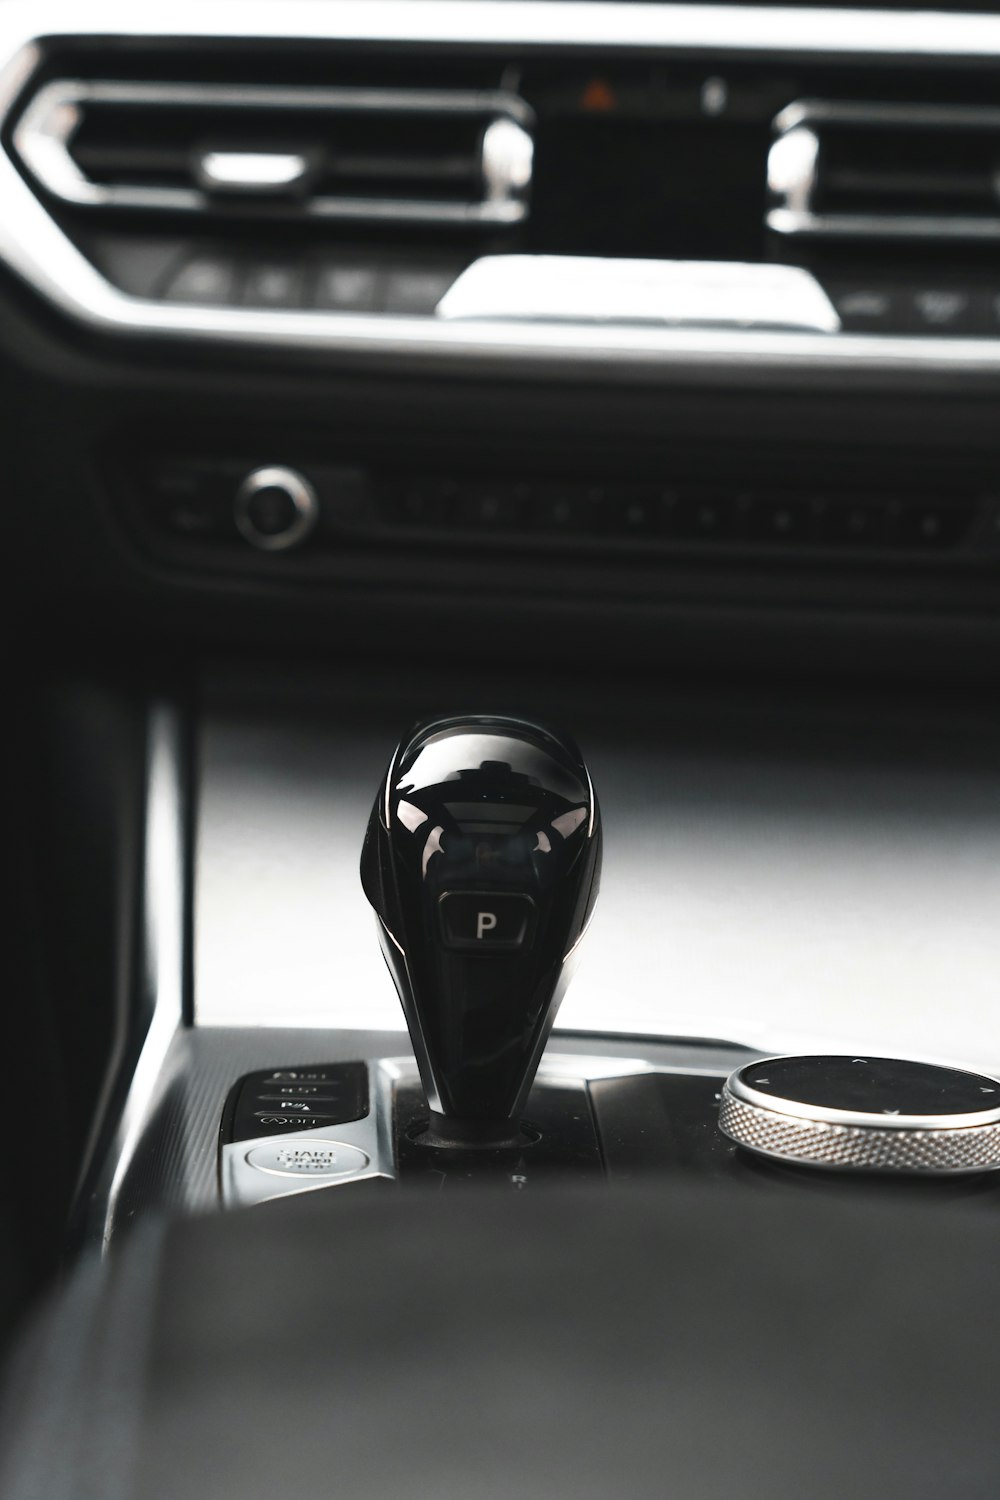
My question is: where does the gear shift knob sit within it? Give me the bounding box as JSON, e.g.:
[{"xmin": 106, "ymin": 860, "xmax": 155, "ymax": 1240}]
[{"xmin": 361, "ymin": 715, "xmax": 601, "ymax": 1146}]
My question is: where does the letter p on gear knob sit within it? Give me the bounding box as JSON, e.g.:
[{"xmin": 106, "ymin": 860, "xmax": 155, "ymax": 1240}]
[{"xmin": 360, "ymin": 715, "xmax": 602, "ymax": 1142}]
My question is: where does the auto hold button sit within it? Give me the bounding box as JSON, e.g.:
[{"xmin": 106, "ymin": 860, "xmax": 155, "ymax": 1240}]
[
  {"xmin": 438, "ymin": 892, "xmax": 537, "ymax": 951},
  {"xmin": 246, "ymin": 1141, "xmax": 370, "ymax": 1177}
]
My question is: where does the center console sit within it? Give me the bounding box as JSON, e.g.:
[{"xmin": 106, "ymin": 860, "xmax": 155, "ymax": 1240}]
[{"xmin": 70, "ymin": 683, "xmax": 1000, "ymax": 1250}]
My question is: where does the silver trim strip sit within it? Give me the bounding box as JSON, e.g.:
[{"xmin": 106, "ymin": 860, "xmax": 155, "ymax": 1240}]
[
  {"xmin": 8, "ymin": 8, "xmax": 1000, "ymax": 378},
  {"xmin": 11, "ymin": 3, "xmax": 1000, "ymax": 60},
  {"xmin": 778, "ymin": 99, "xmax": 1000, "ymax": 130},
  {"xmin": 99, "ymin": 706, "xmax": 187, "ymax": 1249},
  {"xmin": 13, "ymin": 78, "xmax": 533, "ymax": 226},
  {"xmin": 719, "ymin": 1089, "xmax": 1000, "ymax": 1172},
  {"xmin": 438, "ymin": 256, "xmax": 841, "ymax": 332},
  {"xmin": 769, "ymin": 208, "xmax": 1000, "ymax": 240},
  {"xmin": 768, "ymin": 99, "xmax": 1000, "ymax": 241}
]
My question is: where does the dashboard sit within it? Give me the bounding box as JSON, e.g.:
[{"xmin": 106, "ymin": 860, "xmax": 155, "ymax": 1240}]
[{"xmin": 2, "ymin": 1, "xmax": 1000, "ymax": 679}]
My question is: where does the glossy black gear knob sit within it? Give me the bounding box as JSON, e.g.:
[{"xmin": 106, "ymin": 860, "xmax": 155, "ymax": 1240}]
[{"xmin": 361, "ymin": 715, "xmax": 601, "ymax": 1141}]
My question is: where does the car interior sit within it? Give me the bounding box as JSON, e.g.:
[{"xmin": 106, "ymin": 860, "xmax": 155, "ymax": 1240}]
[{"xmin": 1, "ymin": 2, "xmax": 998, "ymax": 1496}]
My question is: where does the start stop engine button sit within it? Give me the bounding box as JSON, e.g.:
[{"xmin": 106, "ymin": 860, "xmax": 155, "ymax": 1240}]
[{"xmin": 246, "ymin": 1140, "xmax": 370, "ymax": 1178}]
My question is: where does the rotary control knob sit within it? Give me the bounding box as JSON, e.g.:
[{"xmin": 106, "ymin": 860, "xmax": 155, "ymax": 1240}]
[
  {"xmin": 234, "ymin": 466, "xmax": 319, "ymax": 551},
  {"xmin": 719, "ymin": 1054, "xmax": 1000, "ymax": 1176}
]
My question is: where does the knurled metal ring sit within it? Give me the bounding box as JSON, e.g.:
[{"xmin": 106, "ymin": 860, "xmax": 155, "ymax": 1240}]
[{"xmin": 719, "ymin": 1062, "xmax": 1000, "ymax": 1176}]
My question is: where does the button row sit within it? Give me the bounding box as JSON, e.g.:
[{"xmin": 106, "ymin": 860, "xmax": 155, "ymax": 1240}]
[
  {"xmin": 158, "ymin": 259, "xmax": 1000, "ymax": 336},
  {"xmin": 381, "ymin": 478, "xmax": 977, "ymax": 551},
  {"xmin": 161, "ymin": 254, "xmax": 460, "ymax": 315},
  {"xmin": 828, "ymin": 281, "xmax": 1000, "ymax": 337},
  {"xmin": 228, "ymin": 1062, "xmax": 370, "ymax": 1144},
  {"xmin": 137, "ymin": 458, "xmax": 991, "ymax": 558}
]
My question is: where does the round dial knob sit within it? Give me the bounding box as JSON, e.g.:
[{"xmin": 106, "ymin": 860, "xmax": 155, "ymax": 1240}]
[
  {"xmin": 719, "ymin": 1055, "xmax": 1000, "ymax": 1176},
  {"xmin": 234, "ymin": 466, "xmax": 319, "ymax": 551}
]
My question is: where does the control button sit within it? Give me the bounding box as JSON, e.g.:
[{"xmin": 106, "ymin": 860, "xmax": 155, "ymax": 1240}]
[
  {"xmin": 265, "ymin": 1070, "xmax": 339, "ymax": 1083},
  {"xmin": 255, "ymin": 1098, "xmax": 339, "ymax": 1111},
  {"xmin": 744, "ymin": 496, "xmax": 815, "ymax": 545},
  {"xmin": 673, "ymin": 491, "xmax": 732, "ymax": 541},
  {"xmin": 234, "ymin": 466, "xmax": 319, "ymax": 552},
  {"xmin": 242, "ymin": 262, "xmax": 305, "ymax": 309},
  {"xmin": 615, "ymin": 488, "xmax": 664, "ymax": 535},
  {"xmin": 904, "ymin": 287, "xmax": 984, "ymax": 336},
  {"xmin": 823, "ymin": 499, "xmax": 889, "ymax": 547},
  {"xmin": 312, "ymin": 466, "xmax": 372, "ymax": 535},
  {"xmin": 532, "ymin": 482, "xmax": 615, "ymax": 533},
  {"xmin": 385, "ymin": 478, "xmax": 457, "ymax": 526},
  {"xmin": 438, "ymin": 892, "xmax": 537, "ymax": 952},
  {"xmin": 648, "ymin": 485, "xmax": 686, "ymax": 535},
  {"xmin": 454, "ymin": 482, "xmax": 526, "ymax": 529},
  {"xmin": 252, "ymin": 1113, "xmax": 342, "ymax": 1128},
  {"xmin": 314, "ymin": 264, "xmax": 383, "ymax": 312},
  {"xmin": 253, "ymin": 1105, "xmax": 338, "ymax": 1118},
  {"xmin": 244, "ymin": 484, "xmax": 299, "ymax": 536},
  {"xmin": 260, "ymin": 1092, "xmax": 341, "ymax": 1104},
  {"xmin": 895, "ymin": 502, "xmax": 971, "ymax": 549},
  {"xmin": 826, "ymin": 282, "xmax": 904, "ymax": 333},
  {"xmin": 246, "ymin": 1141, "xmax": 370, "ymax": 1178},
  {"xmin": 578, "ymin": 484, "xmax": 616, "ymax": 527},
  {"xmin": 163, "ymin": 255, "xmax": 239, "ymax": 305},
  {"xmin": 383, "ymin": 266, "xmax": 458, "ymax": 315},
  {"xmin": 531, "ymin": 484, "xmax": 597, "ymax": 533},
  {"xmin": 149, "ymin": 463, "xmax": 226, "ymax": 537}
]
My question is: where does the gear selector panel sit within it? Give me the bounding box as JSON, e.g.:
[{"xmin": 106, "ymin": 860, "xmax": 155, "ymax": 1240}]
[{"xmin": 215, "ymin": 714, "xmax": 1000, "ymax": 1215}]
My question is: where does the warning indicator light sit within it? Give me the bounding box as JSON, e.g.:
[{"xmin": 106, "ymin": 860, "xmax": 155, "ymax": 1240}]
[{"xmin": 580, "ymin": 78, "xmax": 616, "ymax": 113}]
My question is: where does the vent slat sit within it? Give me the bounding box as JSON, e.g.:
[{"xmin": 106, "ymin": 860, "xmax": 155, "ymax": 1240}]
[{"xmin": 826, "ymin": 170, "xmax": 995, "ymax": 200}]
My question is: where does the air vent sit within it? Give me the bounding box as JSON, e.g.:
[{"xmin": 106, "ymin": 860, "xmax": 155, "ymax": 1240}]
[
  {"xmin": 12, "ymin": 79, "xmax": 534, "ymax": 227},
  {"xmin": 767, "ymin": 100, "xmax": 1000, "ymax": 241}
]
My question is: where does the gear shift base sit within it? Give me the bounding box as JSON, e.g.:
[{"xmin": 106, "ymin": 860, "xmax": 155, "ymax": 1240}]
[
  {"xmin": 411, "ymin": 1110, "xmax": 538, "ymax": 1152},
  {"xmin": 395, "ymin": 1073, "xmax": 603, "ymax": 1186}
]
